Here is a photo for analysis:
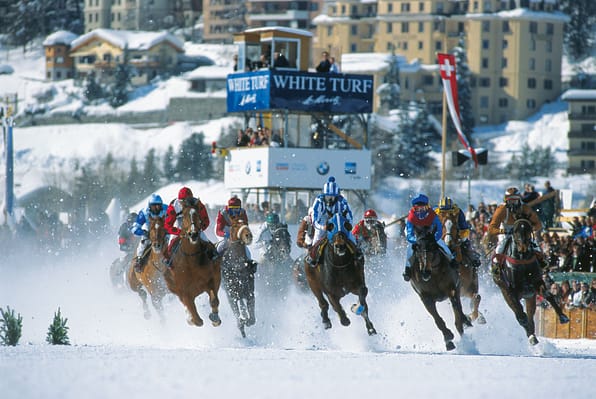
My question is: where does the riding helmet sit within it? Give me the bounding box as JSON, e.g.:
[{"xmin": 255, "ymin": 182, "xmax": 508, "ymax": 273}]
[
  {"xmin": 411, "ymin": 193, "xmax": 429, "ymax": 206},
  {"xmin": 364, "ymin": 209, "xmax": 377, "ymax": 219},
  {"xmin": 228, "ymin": 196, "xmax": 241, "ymax": 208},
  {"xmin": 148, "ymin": 193, "xmax": 163, "ymax": 205},
  {"xmin": 439, "ymin": 197, "xmax": 453, "ymax": 210},
  {"xmin": 127, "ymin": 212, "xmax": 138, "ymax": 223},
  {"xmin": 266, "ymin": 212, "xmax": 280, "ymax": 225},
  {"xmin": 504, "ymin": 187, "xmax": 521, "ymax": 202},
  {"xmin": 323, "ymin": 176, "xmax": 340, "ymax": 197},
  {"xmin": 178, "ymin": 187, "xmax": 193, "ymax": 200}
]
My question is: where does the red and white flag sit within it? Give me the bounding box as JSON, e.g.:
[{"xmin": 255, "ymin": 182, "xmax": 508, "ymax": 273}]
[{"xmin": 437, "ymin": 53, "xmax": 478, "ymax": 167}]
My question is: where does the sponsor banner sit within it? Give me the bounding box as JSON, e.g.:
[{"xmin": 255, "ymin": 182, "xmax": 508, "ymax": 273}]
[
  {"xmin": 226, "ymin": 70, "xmax": 374, "ymax": 114},
  {"xmin": 224, "ymin": 147, "xmax": 371, "ymax": 190}
]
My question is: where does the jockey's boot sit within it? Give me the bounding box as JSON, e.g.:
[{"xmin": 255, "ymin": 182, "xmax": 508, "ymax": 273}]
[
  {"xmin": 305, "ymin": 242, "xmax": 320, "ymax": 267},
  {"xmin": 402, "ymin": 266, "xmax": 411, "ymax": 282},
  {"xmin": 133, "ymin": 256, "xmax": 143, "ymax": 273}
]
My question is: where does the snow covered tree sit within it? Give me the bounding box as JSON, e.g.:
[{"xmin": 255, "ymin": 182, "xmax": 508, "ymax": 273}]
[
  {"xmin": 46, "ymin": 308, "xmax": 70, "ymax": 345},
  {"xmin": 162, "ymin": 146, "xmax": 177, "ymax": 183},
  {"xmin": 560, "ymin": 0, "xmax": 596, "ymax": 61},
  {"xmin": 453, "ymin": 37, "xmax": 475, "ymax": 140},
  {"xmin": 0, "ymin": 306, "xmax": 23, "ymax": 346},
  {"xmin": 6, "ymin": 1, "xmax": 42, "ymax": 53},
  {"xmin": 110, "ymin": 47, "xmax": 132, "ymax": 108},
  {"xmin": 176, "ymin": 132, "xmax": 214, "ymax": 181},
  {"xmin": 377, "ymin": 50, "xmax": 401, "ymax": 114},
  {"xmin": 142, "ymin": 148, "xmax": 161, "ymax": 193},
  {"xmin": 84, "ymin": 72, "xmax": 105, "ymax": 102}
]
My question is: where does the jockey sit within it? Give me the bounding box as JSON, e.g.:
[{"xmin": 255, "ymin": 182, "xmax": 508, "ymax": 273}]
[
  {"xmin": 352, "ymin": 208, "xmax": 387, "ymax": 252},
  {"xmin": 403, "ymin": 193, "xmax": 456, "ymax": 282},
  {"xmin": 488, "ymin": 186, "xmax": 545, "ymax": 273},
  {"xmin": 118, "ymin": 212, "xmax": 138, "ymax": 253},
  {"xmin": 131, "ymin": 194, "xmax": 168, "ymax": 272},
  {"xmin": 296, "ymin": 208, "xmax": 315, "ymax": 249},
  {"xmin": 255, "ymin": 212, "xmax": 282, "ymax": 247},
  {"xmin": 435, "ymin": 197, "xmax": 481, "ymax": 268},
  {"xmin": 162, "ymin": 186, "xmax": 218, "ymax": 266},
  {"xmin": 215, "ymin": 195, "xmax": 257, "ymax": 270},
  {"xmin": 305, "ymin": 176, "xmax": 363, "ymax": 267}
]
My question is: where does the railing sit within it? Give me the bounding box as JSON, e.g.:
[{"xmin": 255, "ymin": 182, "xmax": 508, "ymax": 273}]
[{"xmin": 537, "ymin": 306, "xmax": 596, "ymax": 339}]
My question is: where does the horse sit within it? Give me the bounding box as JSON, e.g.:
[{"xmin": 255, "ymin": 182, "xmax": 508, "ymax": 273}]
[
  {"xmin": 360, "ymin": 222, "xmax": 387, "ymax": 258},
  {"xmin": 492, "ymin": 218, "xmax": 569, "ymax": 345},
  {"xmin": 110, "ymin": 250, "xmax": 134, "ymax": 291},
  {"xmin": 305, "ymin": 213, "xmax": 376, "ymax": 336},
  {"xmin": 408, "ymin": 224, "xmax": 472, "ymax": 351},
  {"xmin": 163, "ymin": 206, "xmax": 222, "ymax": 328},
  {"xmin": 258, "ymin": 223, "xmax": 294, "ymax": 296},
  {"xmin": 440, "ymin": 213, "xmax": 485, "ymax": 324},
  {"xmin": 220, "ymin": 218, "xmax": 256, "ymax": 338},
  {"xmin": 126, "ymin": 216, "xmax": 169, "ymax": 321}
]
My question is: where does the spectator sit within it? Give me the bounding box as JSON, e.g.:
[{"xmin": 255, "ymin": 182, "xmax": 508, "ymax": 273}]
[
  {"xmin": 272, "ymin": 51, "xmax": 289, "ymax": 68},
  {"xmin": 330, "ymin": 56, "xmax": 340, "ymax": 73},
  {"xmin": 270, "ymin": 128, "xmax": 283, "ymax": 147},
  {"xmin": 254, "ymin": 53, "xmax": 269, "ymax": 69},
  {"xmin": 560, "ymin": 280, "xmax": 572, "ymax": 307},
  {"xmin": 547, "ymin": 282, "xmax": 563, "ymax": 308},
  {"xmin": 522, "ymin": 183, "xmax": 541, "ymax": 215},
  {"xmin": 562, "ymin": 242, "xmax": 589, "ymax": 272},
  {"xmin": 540, "ymin": 180, "xmax": 560, "ymax": 229},
  {"xmin": 569, "ymin": 280, "xmax": 582, "ymax": 307},
  {"xmin": 233, "ymin": 54, "xmax": 239, "ymax": 71},
  {"xmin": 465, "ymin": 204, "xmax": 475, "ymax": 224},
  {"xmin": 248, "ymin": 128, "xmax": 261, "ymax": 146},
  {"xmin": 236, "ymin": 128, "xmax": 250, "ymax": 147},
  {"xmin": 586, "ymin": 278, "xmax": 596, "ymax": 309},
  {"xmin": 577, "ymin": 282, "xmax": 591, "ymax": 308},
  {"xmin": 259, "ymin": 127, "xmax": 270, "ymax": 146},
  {"xmin": 316, "ymin": 51, "xmax": 331, "ymax": 72}
]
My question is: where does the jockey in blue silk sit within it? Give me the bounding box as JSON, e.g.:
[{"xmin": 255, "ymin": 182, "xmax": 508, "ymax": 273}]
[
  {"xmin": 403, "ymin": 193, "xmax": 456, "ymax": 282},
  {"xmin": 305, "ymin": 176, "xmax": 363, "ymax": 267},
  {"xmin": 131, "ymin": 193, "xmax": 168, "ymax": 272}
]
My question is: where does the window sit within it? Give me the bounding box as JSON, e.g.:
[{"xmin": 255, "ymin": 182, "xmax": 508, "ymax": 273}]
[
  {"xmin": 498, "ymin": 98, "xmax": 508, "ymax": 107},
  {"xmin": 530, "ymin": 39, "xmax": 536, "ymax": 51},
  {"xmin": 544, "ymin": 80, "xmax": 553, "ymax": 90},
  {"xmin": 387, "ymin": 22, "xmax": 392, "ymax": 34},
  {"xmin": 402, "ymin": 22, "xmax": 409, "ymax": 33},
  {"xmin": 482, "ymin": 21, "xmax": 490, "ymax": 33},
  {"xmin": 529, "ymin": 22, "xmax": 537, "ymax": 34},
  {"xmin": 480, "ymin": 96, "xmax": 489, "ymax": 108},
  {"xmin": 479, "ymin": 78, "xmax": 491, "ymax": 87},
  {"xmin": 546, "ymin": 41, "xmax": 552, "ymax": 53},
  {"xmin": 482, "ymin": 39, "xmax": 489, "ymax": 49},
  {"xmin": 56, "ymin": 71, "xmax": 62, "ymax": 79},
  {"xmin": 327, "ymin": 26, "xmax": 333, "ymax": 36},
  {"xmin": 435, "ymin": 41, "xmax": 442, "ymax": 51},
  {"xmin": 388, "ymin": 3, "xmax": 392, "ymax": 13},
  {"xmin": 546, "ymin": 23, "xmax": 554, "ymax": 35},
  {"xmin": 401, "ymin": 3, "xmax": 410, "ymax": 12},
  {"xmin": 402, "ymin": 41, "xmax": 408, "ymax": 50},
  {"xmin": 502, "ymin": 39, "xmax": 508, "ymax": 49},
  {"xmin": 581, "ymin": 160, "xmax": 595, "ymax": 170},
  {"xmin": 499, "ymin": 77, "xmax": 508, "ymax": 87},
  {"xmin": 386, "ymin": 42, "xmax": 393, "ymax": 51},
  {"xmin": 482, "ymin": 58, "xmax": 489, "ymax": 68},
  {"xmin": 528, "ymin": 78, "xmax": 536, "ymax": 89},
  {"xmin": 545, "ymin": 59, "xmax": 552, "ymax": 72},
  {"xmin": 501, "ymin": 58, "xmax": 507, "ymax": 68},
  {"xmin": 350, "ymin": 43, "xmax": 357, "ymax": 52},
  {"xmin": 418, "ymin": 22, "xmax": 424, "ymax": 33},
  {"xmin": 423, "ymin": 75, "xmax": 434, "ymax": 85},
  {"xmin": 529, "ymin": 58, "xmax": 535, "ymax": 71},
  {"xmin": 581, "ymin": 105, "xmax": 596, "ymax": 115},
  {"xmin": 419, "ymin": 3, "xmax": 424, "ymax": 12},
  {"xmin": 502, "ymin": 21, "xmax": 510, "ymax": 33},
  {"xmin": 437, "ymin": 3, "xmax": 444, "ymax": 13},
  {"xmin": 418, "ymin": 41, "xmax": 423, "ymax": 50},
  {"xmin": 55, "ymin": 56, "xmax": 64, "ymax": 64},
  {"xmin": 351, "ymin": 25, "xmax": 358, "ymax": 35},
  {"xmin": 404, "ymin": 77, "xmax": 410, "ymax": 90},
  {"xmin": 527, "ymin": 99, "xmax": 536, "ymax": 109}
]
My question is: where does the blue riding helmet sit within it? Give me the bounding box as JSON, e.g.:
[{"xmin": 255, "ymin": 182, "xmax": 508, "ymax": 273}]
[
  {"xmin": 148, "ymin": 193, "xmax": 163, "ymax": 206},
  {"xmin": 411, "ymin": 193, "xmax": 429, "ymax": 207}
]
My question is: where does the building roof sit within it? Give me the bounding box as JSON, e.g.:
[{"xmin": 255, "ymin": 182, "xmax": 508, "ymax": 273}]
[
  {"xmin": 561, "ymin": 89, "xmax": 596, "ymax": 101},
  {"xmin": 43, "ymin": 30, "xmax": 78, "ymax": 46},
  {"xmin": 243, "ymin": 26, "xmax": 313, "ymax": 38},
  {"xmin": 70, "ymin": 29, "xmax": 185, "ymax": 53}
]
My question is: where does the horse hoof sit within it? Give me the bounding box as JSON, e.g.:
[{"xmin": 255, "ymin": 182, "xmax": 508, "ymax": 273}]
[
  {"xmin": 323, "ymin": 321, "xmax": 332, "ymax": 329},
  {"xmin": 187, "ymin": 318, "xmax": 204, "ymax": 327},
  {"xmin": 209, "ymin": 313, "xmax": 222, "ymax": 327},
  {"xmin": 559, "ymin": 315, "xmax": 570, "ymax": 324},
  {"xmin": 368, "ymin": 328, "xmax": 377, "ymax": 336},
  {"xmin": 528, "ymin": 334, "xmax": 539, "ymax": 346},
  {"xmin": 240, "ymin": 326, "xmax": 246, "ymax": 338},
  {"xmin": 246, "ymin": 317, "xmax": 256, "ymax": 326},
  {"xmin": 445, "ymin": 341, "xmax": 456, "ymax": 351},
  {"xmin": 476, "ymin": 314, "xmax": 487, "ymax": 325},
  {"xmin": 340, "ymin": 317, "xmax": 351, "ymax": 327}
]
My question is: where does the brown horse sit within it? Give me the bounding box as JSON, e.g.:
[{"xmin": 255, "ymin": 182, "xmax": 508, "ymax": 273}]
[
  {"xmin": 220, "ymin": 218, "xmax": 255, "ymax": 338},
  {"xmin": 127, "ymin": 216, "xmax": 169, "ymax": 321},
  {"xmin": 439, "ymin": 212, "xmax": 485, "ymax": 324},
  {"xmin": 408, "ymin": 224, "xmax": 472, "ymax": 351},
  {"xmin": 163, "ymin": 206, "xmax": 222, "ymax": 327},
  {"xmin": 305, "ymin": 213, "xmax": 376, "ymax": 335},
  {"xmin": 492, "ymin": 218, "xmax": 569, "ymax": 345}
]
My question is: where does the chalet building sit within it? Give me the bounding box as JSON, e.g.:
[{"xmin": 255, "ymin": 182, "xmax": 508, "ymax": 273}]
[
  {"xmin": 68, "ymin": 29, "xmax": 184, "ymax": 85},
  {"xmin": 313, "ymin": 0, "xmax": 569, "ymax": 125},
  {"xmin": 561, "ymin": 89, "xmax": 596, "ymax": 175},
  {"xmin": 43, "ymin": 31, "xmax": 78, "ymax": 81}
]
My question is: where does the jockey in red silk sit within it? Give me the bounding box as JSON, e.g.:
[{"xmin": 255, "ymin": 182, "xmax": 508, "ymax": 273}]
[
  {"xmin": 215, "ymin": 196, "xmax": 256, "ymax": 268},
  {"xmin": 352, "ymin": 208, "xmax": 385, "ymax": 245},
  {"xmin": 162, "ymin": 186, "xmax": 218, "ymax": 265},
  {"xmin": 403, "ymin": 193, "xmax": 456, "ymax": 282}
]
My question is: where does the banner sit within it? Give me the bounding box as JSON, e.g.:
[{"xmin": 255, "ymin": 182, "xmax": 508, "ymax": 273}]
[
  {"xmin": 227, "ymin": 70, "xmax": 374, "ymax": 114},
  {"xmin": 437, "ymin": 53, "xmax": 478, "ymax": 167}
]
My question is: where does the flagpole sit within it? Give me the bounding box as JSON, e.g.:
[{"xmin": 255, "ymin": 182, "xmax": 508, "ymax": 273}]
[{"xmin": 441, "ymin": 86, "xmax": 447, "ymax": 199}]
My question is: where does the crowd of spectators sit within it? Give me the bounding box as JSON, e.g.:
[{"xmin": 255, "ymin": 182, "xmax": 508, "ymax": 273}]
[{"xmin": 236, "ymin": 125, "xmax": 284, "ymax": 148}]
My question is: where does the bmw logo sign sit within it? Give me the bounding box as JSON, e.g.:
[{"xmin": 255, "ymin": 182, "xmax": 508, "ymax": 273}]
[
  {"xmin": 316, "ymin": 162, "xmax": 330, "ymax": 175},
  {"xmin": 245, "ymin": 161, "xmax": 251, "ymax": 174}
]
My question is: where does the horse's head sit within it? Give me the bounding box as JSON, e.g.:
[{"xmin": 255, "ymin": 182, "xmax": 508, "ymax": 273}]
[
  {"xmin": 270, "ymin": 225, "xmax": 291, "ymax": 256},
  {"xmin": 326, "ymin": 213, "xmax": 352, "ymax": 256},
  {"xmin": 231, "ymin": 218, "xmax": 253, "ymax": 246},
  {"xmin": 181, "ymin": 206, "xmax": 202, "ymax": 244},
  {"xmin": 511, "ymin": 218, "xmax": 534, "ymax": 255},
  {"xmin": 414, "ymin": 225, "xmax": 438, "ymax": 252},
  {"xmin": 149, "ymin": 216, "xmax": 167, "ymax": 253},
  {"xmin": 440, "ymin": 214, "xmax": 458, "ymax": 249}
]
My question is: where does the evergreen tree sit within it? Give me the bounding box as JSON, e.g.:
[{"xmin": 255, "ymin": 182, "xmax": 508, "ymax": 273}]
[
  {"xmin": 176, "ymin": 132, "xmax": 214, "ymax": 181},
  {"xmin": 126, "ymin": 158, "xmax": 145, "ymax": 202},
  {"xmin": 6, "ymin": 0, "xmax": 42, "ymax": 53},
  {"xmin": 0, "ymin": 306, "xmax": 23, "ymax": 346},
  {"xmin": 142, "ymin": 148, "xmax": 161, "ymax": 193},
  {"xmin": 84, "ymin": 72, "xmax": 104, "ymax": 102},
  {"xmin": 453, "ymin": 37, "xmax": 475, "ymax": 139},
  {"xmin": 110, "ymin": 47, "xmax": 131, "ymax": 108},
  {"xmin": 377, "ymin": 50, "xmax": 401, "ymax": 114},
  {"xmin": 46, "ymin": 308, "xmax": 70, "ymax": 345},
  {"xmin": 560, "ymin": 0, "xmax": 596, "ymax": 61},
  {"xmin": 162, "ymin": 145, "xmax": 177, "ymax": 183}
]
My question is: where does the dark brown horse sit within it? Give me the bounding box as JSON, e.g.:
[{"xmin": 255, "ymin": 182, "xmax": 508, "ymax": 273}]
[
  {"xmin": 439, "ymin": 213, "xmax": 485, "ymax": 324},
  {"xmin": 163, "ymin": 206, "xmax": 222, "ymax": 327},
  {"xmin": 360, "ymin": 222, "xmax": 387, "ymax": 258},
  {"xmin": 408, "ymin": 224, "xmax": 472, "ymax": 351},
  {"xmin": 492, "ymin": 218, "xmax": 569, "ymax": 345},
  {"xmin": 220, "ymin": 218, "xmax": 255, "ymax": 338},
  {"xmin": 127, "ymin": 216, "xmax": 169, "ymax": 321},
  {"xmin": 305, "ymin": 213, "xmax": 376, "ymax": 336}
]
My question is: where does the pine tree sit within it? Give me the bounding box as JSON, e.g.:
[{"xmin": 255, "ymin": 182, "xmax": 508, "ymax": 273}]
[
  {"xmin": 162, "ymin": 145, "xmax": 177, "ymax": 183},
  {"xmin": 110, "ymin": 47, "xmax": 131, "ymax": 108},
  {"xmin": 6, "ymin": 0, "xmax": 42, "ymax": 53},
  {"xmin": 176, "ymin": 132, "xmax": 214, "ymax": 181},
  {"xmin": 560, "ymin": 0, "xmax": 596, "ymax": 61},
  {"xmin": 453, "ymin": 37, "xmax": 475, "ymax": 140},
  {"xmin": 0, "ymin": 306, "xmax": 23, "ymax": 346},
  {"xmin": 126, "ymin": 157, "xmax": 145, "ymax": 201},
  {"xmin": 142, "ymin": 148, "xmax": 161, "ymax": 193},
  {"xmin": 377, "ymin": 50, "xmax": 401, "ymax": 114},
  {"xmin": 46, "ymin": 308, "xmax": 70, "ymax": 345},
  {"xmin": 84, "ymin": 72, "xmax": 105, "ymax": 102}
]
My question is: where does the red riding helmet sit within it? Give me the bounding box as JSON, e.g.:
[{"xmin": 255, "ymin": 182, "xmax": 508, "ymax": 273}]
[
  {"xmin": 228, "ymin": 196, "xmax": 241, "ymax": 208},
  {"xmin": 364, "ymin": 209, "xmax": 377, "ymax": 220},
  {"xmin": 178, "ymin": 187, "xmax": 193, "ymax": 200}
]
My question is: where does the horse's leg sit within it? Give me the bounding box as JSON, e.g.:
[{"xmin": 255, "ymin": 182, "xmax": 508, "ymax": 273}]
[
  {"xmin": 180, "ymin": 294, "xmax": 203, "ymax": 327},
  {"xmin": 525, "ymin": 296, "xmax": 539, "ymax": 345},
  {"xmin": 495, "ymin": 278, "xmax": 529, "ymax": 332},
  {"xmin": 127, "ymin": 266, "xmax": 151, "ymax": 319},
  {"xmin": 539, "ymin": 281, "xmax": 570, "ymax": 324},
  {"xmin": 245, "ymin": 273, "xmax": 256, "ymax": 326},
  {"xmin": 472, "ymin": 293, "xmax": 486, "ymax": 324},
  {"xmin": 207, "ymin": 286, "xmax": 221, "ymax": 327},
  {"xmin": 353, "ymin": 285, "xmax": 376, "ymax": 335},
  {"xmin": 420, "ymin": 296, "xmax": 455, "ymax": 351},
  {"xmin": 310, "ymin": 285, "xmax": 331, "ymax": 329},
  {"xmin": 448, "ymin": 289, "xmax": 472, "ymax": 336},
  {"xmin": 327, "ymin": 292, "xmax": 350, "ymax": 327}
]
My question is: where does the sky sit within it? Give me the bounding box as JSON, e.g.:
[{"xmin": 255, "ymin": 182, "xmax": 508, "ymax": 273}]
[{"xmin": 1, "ymin": 39, "xmax": 596, "ymax": 399}]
